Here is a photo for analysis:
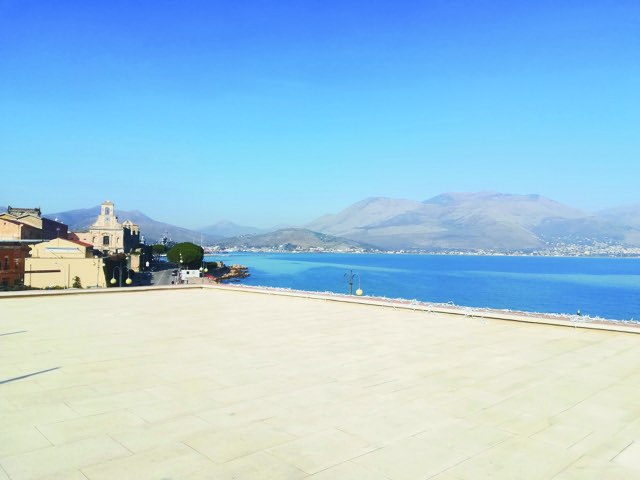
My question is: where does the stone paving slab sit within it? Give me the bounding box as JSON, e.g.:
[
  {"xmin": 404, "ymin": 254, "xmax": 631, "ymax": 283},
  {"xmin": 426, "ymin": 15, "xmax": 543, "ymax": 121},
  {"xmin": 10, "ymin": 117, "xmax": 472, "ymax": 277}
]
[{"xmin": 1, "ymin": 288, "xmax": 640, "ymax": 479}]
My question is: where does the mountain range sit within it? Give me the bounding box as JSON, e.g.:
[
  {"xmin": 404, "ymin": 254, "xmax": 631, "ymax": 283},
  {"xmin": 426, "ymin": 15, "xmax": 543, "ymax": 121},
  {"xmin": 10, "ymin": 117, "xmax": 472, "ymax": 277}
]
[
  {"xmin": 5, "ymin": 192, "xmax": 640, "ymax": 251},
  {"xmin": 306, "ymin": 192, "xmax": 640, "ymax": 250}
]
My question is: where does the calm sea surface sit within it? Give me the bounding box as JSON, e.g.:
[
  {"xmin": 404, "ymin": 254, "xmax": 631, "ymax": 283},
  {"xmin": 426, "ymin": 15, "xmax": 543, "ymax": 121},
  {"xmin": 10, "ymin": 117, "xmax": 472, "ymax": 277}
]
[{"xmin": 204, "ymin": 253, "xmax": 640, "ymax": 321}]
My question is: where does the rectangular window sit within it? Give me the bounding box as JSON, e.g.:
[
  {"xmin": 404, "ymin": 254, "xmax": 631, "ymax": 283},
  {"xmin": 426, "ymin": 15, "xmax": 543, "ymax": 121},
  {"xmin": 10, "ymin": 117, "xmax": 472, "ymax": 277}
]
[
  {"xmin": 103, "ymin": 236, "xmax": 110, "ymax": 246},
  {"xmin": 3, "ymin": 256, "xmax": 8, "ymax": 270}
]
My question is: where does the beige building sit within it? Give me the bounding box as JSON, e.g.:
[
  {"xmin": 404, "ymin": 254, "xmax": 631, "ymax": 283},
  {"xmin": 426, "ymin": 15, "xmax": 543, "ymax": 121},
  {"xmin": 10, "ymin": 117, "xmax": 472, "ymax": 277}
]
[
  {"xmin": 25, "ymin": 238, "xmax": 106, "ymax": 289},
  {"xmin": 0, "ymin": 206, "xmax": 68, "ymax": 240},
  {"xmin": 88, "ymin": 201, "xmax": 140, "ymax": 254},
  {"xmin": 1, "ymin": 206, "xmax": 70, "ymax": 288}
]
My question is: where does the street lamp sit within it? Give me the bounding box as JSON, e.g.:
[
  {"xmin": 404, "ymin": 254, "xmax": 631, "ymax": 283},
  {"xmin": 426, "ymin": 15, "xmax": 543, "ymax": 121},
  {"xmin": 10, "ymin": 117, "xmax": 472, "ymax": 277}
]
[
  {"xmin": 179, "ymin": 252, "xmax": 184, "ymax": 284},
  {"xmin": 52, "ymin": 261, "xmax": 67, "ymax": 289},
  {"xmin": 344, "ymin": 269, "xmax": 363, "ymax": 296},
  {"xmin": 110, "ymin": 263, "xmax": 132, "ymax": 287},
  {"xmin": 199, "ymin": 260, "xmax": 209, "ymax": 284}
]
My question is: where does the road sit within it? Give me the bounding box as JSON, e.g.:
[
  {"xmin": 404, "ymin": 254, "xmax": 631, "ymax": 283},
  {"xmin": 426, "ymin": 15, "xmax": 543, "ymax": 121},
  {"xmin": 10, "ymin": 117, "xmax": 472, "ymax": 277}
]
[{"xmin": 149, "ymin": 262, "xmax": 176, "ymax": 286}]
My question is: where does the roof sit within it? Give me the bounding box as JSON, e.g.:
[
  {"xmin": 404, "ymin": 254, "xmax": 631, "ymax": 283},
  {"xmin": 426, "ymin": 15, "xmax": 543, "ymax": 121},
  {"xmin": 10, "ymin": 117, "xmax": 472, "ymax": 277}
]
[
  {"xmin": 66, "ymin": 239, "xmax": 93, "ymax": 248},
  {"xmin": 7, "ymin": 206, "xmax": 41, "ymax": 217},
  {"xmin": 0, "ymin": 217, "xmax": 22, "ymax": 226},
  {"xmin": 1, "ymin": 287, "xmax": 639, "ymax": 478}
]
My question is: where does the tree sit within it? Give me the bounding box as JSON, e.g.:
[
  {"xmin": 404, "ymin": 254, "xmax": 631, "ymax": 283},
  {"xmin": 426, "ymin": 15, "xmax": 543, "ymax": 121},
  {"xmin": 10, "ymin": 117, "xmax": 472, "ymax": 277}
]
[
  {"xmin": 72, "ymin": 276, "xmax": 82, "ymax": 288},
  {"xmin": 167, "ymin": 242, "xmax": 204, "ymax": 269}
]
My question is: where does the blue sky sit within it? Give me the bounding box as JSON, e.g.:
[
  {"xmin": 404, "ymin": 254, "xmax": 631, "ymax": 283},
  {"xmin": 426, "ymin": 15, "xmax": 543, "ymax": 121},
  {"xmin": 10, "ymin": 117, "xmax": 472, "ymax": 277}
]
[{"xmin": 1, "ymin": 0, "xmax": 638, "ymax": 229}]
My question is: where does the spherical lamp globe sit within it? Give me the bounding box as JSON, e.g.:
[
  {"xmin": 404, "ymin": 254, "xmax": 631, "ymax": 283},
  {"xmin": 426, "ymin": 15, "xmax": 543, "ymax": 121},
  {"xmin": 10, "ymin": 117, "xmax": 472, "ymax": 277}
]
[
  {"xmin": 110, "ymin": 278, "xmax": 116, "ymax": 285},
  {"xmin": 125, "ymin": 278, "xmax": 132, "ymax": 285},
  {"xmin": 356, "ymin": 288, "xmax": 363, "ymax": 296}
]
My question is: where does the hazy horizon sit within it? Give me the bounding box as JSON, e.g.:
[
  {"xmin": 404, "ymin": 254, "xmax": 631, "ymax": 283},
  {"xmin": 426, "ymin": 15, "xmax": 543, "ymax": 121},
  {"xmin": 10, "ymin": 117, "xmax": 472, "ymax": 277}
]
[
  {"xmin": 2, "ymin": 1, "xmax": 638, "ymax": 229},
  {"xmin": 10, "ymin": 191, "xmax": 638, "ymax": 232}
]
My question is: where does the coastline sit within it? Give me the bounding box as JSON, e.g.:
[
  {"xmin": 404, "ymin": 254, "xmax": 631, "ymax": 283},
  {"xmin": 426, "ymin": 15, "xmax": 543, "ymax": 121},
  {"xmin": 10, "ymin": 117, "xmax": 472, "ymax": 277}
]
[{"xmin": 204, "ymin": 253, "xmax": 640, "ymax": 322}]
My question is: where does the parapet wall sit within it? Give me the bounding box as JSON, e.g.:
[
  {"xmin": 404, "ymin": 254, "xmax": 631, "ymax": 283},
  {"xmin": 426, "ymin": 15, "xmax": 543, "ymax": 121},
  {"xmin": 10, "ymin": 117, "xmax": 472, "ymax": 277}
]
[{"xmin": 1, "ymin": 283, "xmax": 638, "ymax": 335}]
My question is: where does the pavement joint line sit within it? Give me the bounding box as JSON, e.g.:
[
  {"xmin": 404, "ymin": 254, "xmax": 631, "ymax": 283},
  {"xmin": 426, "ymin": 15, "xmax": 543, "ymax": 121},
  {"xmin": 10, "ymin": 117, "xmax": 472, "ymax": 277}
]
[
  {"xmin": 610, "ymin": 440, "xmax": 635, "ymax": 462},
  {"xmin": 0, "ymin": 330, "xmax": 28, "ymax": 337},
  {"xmin": 0, "ymin": 367, "xmax": 60, "ymax": 385},
  {"xmin": 2, "ymin": 284, "xmax": 639, "ymax": 335}
]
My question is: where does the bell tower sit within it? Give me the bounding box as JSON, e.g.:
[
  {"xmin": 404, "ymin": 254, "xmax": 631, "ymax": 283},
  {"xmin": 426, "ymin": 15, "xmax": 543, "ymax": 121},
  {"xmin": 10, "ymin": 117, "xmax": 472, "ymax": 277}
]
[{"xmin": 101, "ymin": 201, "xmax": 114, "ymax": 218}]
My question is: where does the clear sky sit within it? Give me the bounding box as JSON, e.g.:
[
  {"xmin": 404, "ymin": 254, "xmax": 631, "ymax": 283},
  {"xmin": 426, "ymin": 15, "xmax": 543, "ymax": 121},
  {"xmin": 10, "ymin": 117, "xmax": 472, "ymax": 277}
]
[{"xmin": 1, "ymin": 0, "xmax": 639, "ymax": 229}]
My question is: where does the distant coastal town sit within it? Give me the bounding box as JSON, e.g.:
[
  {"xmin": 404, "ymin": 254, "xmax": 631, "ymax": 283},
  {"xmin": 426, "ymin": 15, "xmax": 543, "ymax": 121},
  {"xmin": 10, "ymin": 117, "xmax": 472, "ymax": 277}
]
[{"xmin": 208, "ymin": 241, "xmax": 640, "ymax": 257}]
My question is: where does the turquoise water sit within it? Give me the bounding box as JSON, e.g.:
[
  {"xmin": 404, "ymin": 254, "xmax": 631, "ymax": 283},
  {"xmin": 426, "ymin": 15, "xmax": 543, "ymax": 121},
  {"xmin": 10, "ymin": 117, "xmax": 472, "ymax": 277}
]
[{"xmin": 205, "ymin": 253, "xmax": 640, "ymax": 321}]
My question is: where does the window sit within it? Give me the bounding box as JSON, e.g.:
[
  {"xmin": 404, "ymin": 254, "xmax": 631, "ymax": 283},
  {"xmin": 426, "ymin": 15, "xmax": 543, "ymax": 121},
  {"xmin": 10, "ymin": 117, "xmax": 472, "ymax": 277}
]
[
  {"xmin": 3, "ymin": 256, "xmax": 8, "ymax": 270},
  {"xmin": 105, "ymin": 207, "xmax": 110, "ymax": 215},
  {"xmin": 103, "ymin": 235, "xmax": 110, "ymax": 245}
]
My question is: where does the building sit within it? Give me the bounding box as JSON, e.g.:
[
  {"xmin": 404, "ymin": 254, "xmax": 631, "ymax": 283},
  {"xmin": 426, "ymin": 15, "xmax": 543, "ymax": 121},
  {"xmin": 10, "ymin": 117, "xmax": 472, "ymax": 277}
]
[
  {"xmin": 88, "ymin": 201, "xmax": 140, "ymax": 254},
  {"xmin": 0, "ymin": 218, "xmax": 34, "ymax": 287},
  {"xmin": 0, "ymin": 208, "xmax": 68, "ymax": 289},
  {"xmin": 67, "ymin": 232, "xmax": 93, "ymax": 244},
  {"xmin": 0, "ymin": 206, "xmax": 68, "ymax": 240},
  {"xmin": 25, "ymin": 238, "xmax": 107, "ymax": 289}
]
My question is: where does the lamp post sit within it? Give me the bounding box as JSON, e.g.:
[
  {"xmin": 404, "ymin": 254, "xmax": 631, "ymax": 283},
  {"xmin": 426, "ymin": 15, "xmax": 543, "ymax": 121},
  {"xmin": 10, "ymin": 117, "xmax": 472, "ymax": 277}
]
[
  {"xmin": 110, "ymin": 263, "xmax": 132, "ymax": 287},
  {"xmin": 344, "ymin": 269, "xmax": 363, "ymax": 296},
  {"xmin": 199, "ymin": 260, "xmax": 209, "ymax": 284},
  {"xmin": 52, "ymin": 261, "xmax": 67, "ymax": 289}
]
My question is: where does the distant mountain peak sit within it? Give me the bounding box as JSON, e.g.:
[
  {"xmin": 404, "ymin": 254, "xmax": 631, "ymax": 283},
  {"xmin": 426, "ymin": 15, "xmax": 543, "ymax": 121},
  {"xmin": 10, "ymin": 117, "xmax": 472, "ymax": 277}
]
[
  {"xmin": 215, "ymin": 219, "xmax": 237, "ymax": 226},
  {"xmin": 424, "ymin": 193, "xmax": 456, "ymax": 206},
  {"xmin": 308, "ymin": 191, "xmax": 640, "ymax": 250},
  {"xmin": 198, "ymin": 220, "xmax": 263, "ymax": 238}
]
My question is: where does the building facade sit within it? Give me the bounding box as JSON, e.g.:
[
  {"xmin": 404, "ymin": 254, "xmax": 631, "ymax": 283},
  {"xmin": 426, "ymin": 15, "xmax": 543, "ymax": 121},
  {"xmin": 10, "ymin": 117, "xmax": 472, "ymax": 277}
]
[
  {"xmin": 0, "ymin": 209, "xmax": 67, "ymax": 288},
  {"xmin": 88, "ymin": 201, "xmax": 140, "ymax": 254},
  {"xmin": 25, "ymin": 238, "xmax": 107, "ymax": 289},
  {"xmin": 1, "ymin": 206, "xmax": 68, "ymax": 240}
]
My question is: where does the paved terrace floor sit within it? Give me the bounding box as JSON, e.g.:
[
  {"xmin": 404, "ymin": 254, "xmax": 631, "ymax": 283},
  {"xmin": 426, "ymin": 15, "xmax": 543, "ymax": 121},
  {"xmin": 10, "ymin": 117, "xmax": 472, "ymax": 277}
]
[{"xmin": 1, "ymin": 288, "xmax": 640, "ymax": 480}]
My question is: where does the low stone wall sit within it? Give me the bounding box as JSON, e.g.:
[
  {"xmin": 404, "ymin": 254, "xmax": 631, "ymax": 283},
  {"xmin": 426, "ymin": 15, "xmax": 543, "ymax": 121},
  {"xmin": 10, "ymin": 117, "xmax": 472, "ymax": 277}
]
[{"xmin": 1, "ymin": 282, "xmax": 639, "ymax": 335}]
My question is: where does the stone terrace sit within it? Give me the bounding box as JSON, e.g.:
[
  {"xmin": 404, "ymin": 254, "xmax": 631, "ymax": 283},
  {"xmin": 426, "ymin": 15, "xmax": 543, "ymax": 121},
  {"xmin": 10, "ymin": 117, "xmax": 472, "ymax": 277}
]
[{"xmin": 1, "ymin": 288, "xmax": 640, "ymax": 479}]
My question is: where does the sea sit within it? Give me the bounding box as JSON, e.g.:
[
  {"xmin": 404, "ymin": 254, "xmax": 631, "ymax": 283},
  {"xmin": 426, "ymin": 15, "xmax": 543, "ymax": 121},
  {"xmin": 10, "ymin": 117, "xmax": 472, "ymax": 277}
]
[{"xmin": 204, "ymin": 253, "xmax": 640, "ymax": 321}]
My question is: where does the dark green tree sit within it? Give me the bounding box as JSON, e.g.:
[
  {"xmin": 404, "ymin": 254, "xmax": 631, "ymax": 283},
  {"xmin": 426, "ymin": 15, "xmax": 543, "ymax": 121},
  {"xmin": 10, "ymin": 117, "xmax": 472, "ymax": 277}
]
[
  {"xmin": 72, "ymin": 276, "xmax": 82, "ymax": 288},
  {"xmin": 167, "ymin": 242, "xmax": 204, "ymax": 269}
]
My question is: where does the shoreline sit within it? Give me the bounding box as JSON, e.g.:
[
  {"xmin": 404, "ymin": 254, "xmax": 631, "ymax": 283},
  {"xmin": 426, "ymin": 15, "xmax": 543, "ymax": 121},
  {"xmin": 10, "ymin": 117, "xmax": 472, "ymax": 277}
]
[
  {"xmin": 222, "ymin": 283, "xmax": 640, "ymax": 330},
  {"xmin": 203, "ymin": 253, "xmax": 640, "ymax": 322},
  {"xmin": 204, "ymin": 251, "xmax": 640, "ymax": 258}
]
